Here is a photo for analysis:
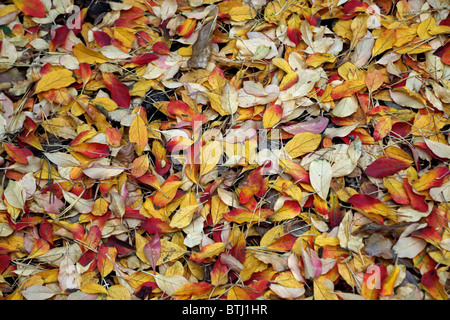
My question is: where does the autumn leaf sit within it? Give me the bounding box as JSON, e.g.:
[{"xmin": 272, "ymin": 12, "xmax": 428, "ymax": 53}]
[
  {"xmin": 2, "ymin": 0, "xmax": 450, "ymax": 302},
  {"xmin": 13, "ymin": 0, "xmax": 46, "ymax": 18},
  {"xmin": 284, "ymin": 132, "xmax": 322, "ymax": 158},
  {"xmin": 102, "ymin": 72, "xmax": 131, "ymax": 108},
  {"xmin": 129, "ymin": 113, "xmax": 148, "ymax": 156},
  {"xmin": 364, "ymin": 157, "xmax": 411, "ymax": 178},
  {"xmin": 35, "ymin": 69, "xmax": 75, "ymax": 93}
]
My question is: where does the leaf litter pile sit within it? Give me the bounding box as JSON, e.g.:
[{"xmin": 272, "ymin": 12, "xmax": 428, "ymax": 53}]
[{"xmin": 0, "ymin": 0, "xmax": 449, "ymax": 301}]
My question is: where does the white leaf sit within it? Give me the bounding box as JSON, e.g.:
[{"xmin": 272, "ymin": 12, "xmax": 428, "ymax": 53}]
[
  {"xmin": 221, "ymin": 83, "xmax": 238, "ymax": 115},
  {"xmin": 219, "ymin": 253, "xmax": 244, "ymax": 272},
  {"xmin": 62, "ymin": 190, "xmax": 94, "ymax": 214},
  {"xmin": 253, "ymin": 252, "xmax": 288, "ymax": 271},
  {"xmin": 4, "ymin": 180, "xmax": 26, "ymax": 209},
  {"xmin": 393, "ymin": 237, "xmax": 427, "ymax": 259},
  {"xmin": 19, "ymin": 173, "xmax": 36, "ymax": 198},
  {"xmin": 0, "ymin": 222, "xmax": 14, "ymax": 237},
  {"xmin": 309, "ymin": 158, "xmax": 332, "ymax": 200},
  {"xmin": 269, "ymin": 284, "xmax": 305, "ymax": 299},
  {"xmin": 58, "ymin": 257, "xmax": 81, "ymax": 292},
  {"xmin": 100, "ymin": 45, "xmax": 132, "ymax": 60},
  {"xmin": 45, "ymin": 152, "xmax": 81, "ymax": 167},
  {"xmin": 158, "ymin": 0, "xmax": 177, "ymax": 21},
  {"xmin": 390, "ymin": 89, "xmax": 425, "ymax": 109},
  {"xmin": 83, "ymin": 165, "xmax": 125, "ymax": 180},
  {"xmin": 424, "ymin": 139, "xmax": 450, "ymax": 159},
  {"xmin": 334, "ymin": 292, "xmax": 366, "ymax": 300},
  {"xmin": 331, "ymin": 95, "xmax": 358, "ymax": 117},
  {"xmin": 154, "ymin": 274, "xmax": 189, "ymax": 296},
  {"xmin": 21, "ymin": 285, "xmax": 57, "ymax": 300},
  {"xmin": 429, "ymin": 180, "xmax": 450, "ymax": 203},
  {"xmin": 440, "ymin": 238, "xmax": 450, "ymax": 251}
]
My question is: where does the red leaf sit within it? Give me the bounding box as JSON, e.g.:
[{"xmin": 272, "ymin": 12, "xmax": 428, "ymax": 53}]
[
  {"xmin": 102, "ymin": 72, "xmax": 130, "ymax": 108},
  {"xmin": 4, "ymin": 143, "xmax": 32, "ymax": 164},
  {"xmin": 106, "ymin": 235, "xmax": 136, "ymax": 257},
  {"xmin": 167, "ymin": 100, "xmax": 195, "ymax": 121},
  {"xmin": 50, "ymin": 26, "xmax": 69, "ymax": 52},
  {"xmin": 129, "ymin": 53, "xmax": 159, "ymax": 65},
  {"xmin": 153, "ymin": 41, "xmax": 170, "ymax": 55},
  {"xmin": 328, "ymin": 191, "xmax": 342, "ymax": 228},
  {"xmin": 402, "ymin": 178, "xmax": 428, "ymax": 212},
  {"xmin": 143, "ymin": 233, "xmax": 160, "ymax": 272},
  {"xmin": 93, "ymin": 31, "xmax": 112, "ymax": 47},
  {"xmin": 411, "ymin": 226, "xmax": 442, "ymax": 246},
  {"xmin": 421, "ymin": 269, "xmax": 448, "ymax": 300},
  {"xmin": 70, "ymin": 142, "xmax": 110, "ymax": 159},
  {"xmin": 141, "ymin": 218, "xmax": 177, "ymax": 234},
  {"xmin": 14, "ymin": 0, "xmax": 46, "ymax": 18},
  {"xmin": 364, "ymin": 157, "xmax": 411, "ymax": 178}
]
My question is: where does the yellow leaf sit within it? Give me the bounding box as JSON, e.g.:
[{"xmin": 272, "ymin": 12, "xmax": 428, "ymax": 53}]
[
  {"xmin": 306, "ymin": 53, "xmax": 336, "ymax": 68},
  {"xmin": 229, "ymin": 5, "xmax": 257, "ymax": 22},
  {"xmin": 211, "ymin": 195, "xmax": 228, "ymax": 225},
  {"xmin": 113, "ymin": 27, "xmax": 135, "ymax": 48},
  {"xmin": 263, "ymin": 104, "xmax": 283, "ymax": 128},
  {"xmin": 158, "ymin": 239, "xmax": 186, "ymax": 265},
  {"xmin": 129, "ymin": 114, "xmax": 148, "ymax": 156},
  {"xmin": 313, "ymin": 276, "xmax": 339, "ymax": 300},
  {"xmin": 73, "ymin": 43, "xmax": 108, "ymax": 64},
  {"xmin": 200, "ymin": 141, "xmax": 222, "ymax": 176},
  {"xmin": 271, "ymin": 57, "xmax": 293, "ymax": 73},
  {"xmin": 106, "ymin": 285, "xmax": 132, "ymax": 300},
  {"xmin": 372, "ymin": 28, "xmax": 396, "ymax": 57},
  {"xmin": 91, "ymin": 97, "xmax": 118, "ymax": 112},
  {"xmin": 35, "ymin": 69, "xmax": 75, "ymax": 93},
  {"xmin": 169, "ymin": 205, "xmax": 198, "ymax": 229},
  {"xmin": 417, "ymin": 17, "xmax": 434, "ymax": 40},
  {"xmin": 227, "ymin": 286, "xmax": 250, "ymax": 300},
  {"xmin": 350, "ymin": 15, "xmax": 368, "ymax": 48},
  {"xmin": 80, "ymin": 283, "xmax": 108, "ymax": 295},
  {"xmin": 92, "ymin": 198, "xmax": 108, "ymax": 216},
  {"xmin": 284, "ymin": 132, "xmax": 322, "ymax": 158},
  {"xmin": 380, "ymin": 264, "xmax": 400, "ymax": 296}
]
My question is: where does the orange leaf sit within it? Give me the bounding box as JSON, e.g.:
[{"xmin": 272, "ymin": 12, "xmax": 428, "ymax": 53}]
[
  {"xmin": 97, "ymin": 245, "xmax": 117, "ymax": 278},
  {"xmin": 373, "ymin": 116, "xmax": 392, "ymax": 141},
  {"xmin": 286, "ymin": 14, "xmax": 302, "ymax": 46},
  {"xmin": 13, "ymin": 0, "xmax": 46, "ymax": 17},
  {"xmin": 189, "ymin": 242, "xmax": 227, "ymax": 264},
  {"xmin": 131, "ymin": 155, "xmax": 149, "ymax": 178},
  {"xmin": 69, "ymin": 142, "xmax": 110, "ymax": 159},
  {"xmin": 263, "ymin": 104, "xmax": 283, "ymax": 129},
  {"xmin": 227, "ymin": 286, "xmax": 251, "ymax": 300},
  {"xmin": 223, "ymin": 208, "xmax": 273, "ymax": 224},
  {"xmin": 178, "ymin": 19, "xmax": 197, "ymax": 38},
  {"xmin": 105, "ymin": 127, "xmax": 122, "ymax": 148},
  {"xmin": 172, "ymin": 282, "xmax": 212, "ymax": 297},
  {"xmin": 28, "ymin": 238, "xmax": 50, "ymax": 259},
  {"xmin": 330, "ymin": 80, "xmax": 366, "ymax": 100},
  {"xmin": 151, "ymin": 176, "xmax": 182, "ymax": 208},
  {"xmin": 365, "ymin": 69, "xmax": 384, "ymax": 93},
  {"xmin": 4, "ymin": 143, "xmax": 30, "ymax": 164},
  {"xmin": 421, "ymin": 269, "xmax": 447, "ymax": 300},
  {"xmin": 348, "ymin": 194, "xmax": 396, "ymax": 219},
  {"xmin": 278, "ymin": 158, "xmax": 310, "ymax": 183}
]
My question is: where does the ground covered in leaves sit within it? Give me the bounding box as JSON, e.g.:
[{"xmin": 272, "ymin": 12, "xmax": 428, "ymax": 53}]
[{"xmin": 0, "ymin": 0, "xmax": 449, "ymax": 301}]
